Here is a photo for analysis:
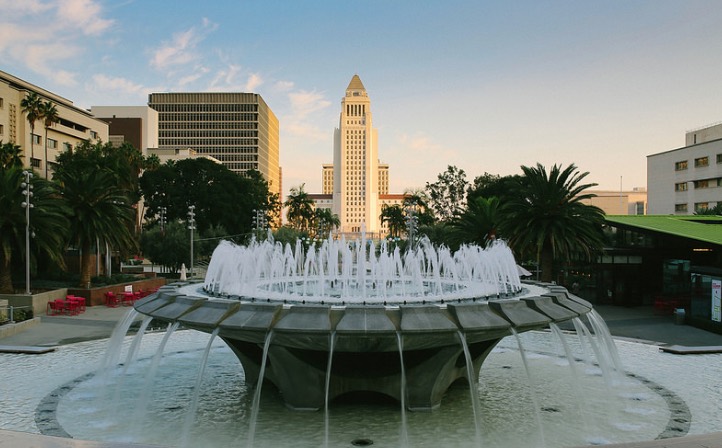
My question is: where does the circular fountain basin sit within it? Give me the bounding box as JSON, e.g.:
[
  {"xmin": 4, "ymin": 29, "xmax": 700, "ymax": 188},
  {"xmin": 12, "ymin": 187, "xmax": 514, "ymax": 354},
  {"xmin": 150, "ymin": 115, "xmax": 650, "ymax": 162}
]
[{"xmin": 134, "ymin": 281, "xmax": 592, "ymax": 410}]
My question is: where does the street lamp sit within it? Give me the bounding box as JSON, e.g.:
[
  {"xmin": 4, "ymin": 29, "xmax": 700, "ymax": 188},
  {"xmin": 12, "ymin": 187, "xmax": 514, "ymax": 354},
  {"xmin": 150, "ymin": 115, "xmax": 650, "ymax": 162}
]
[
  {"xmin": 21, "ymin": 171, "xmax": 33, "ymax": 295},
  {"xmin": 252, "ymin": 209, "xmax": 266, "ymax": 240},
  {"xmin": 159, "ymin": 206, "xmax": 167, "ymax": 233},
  {"xmin": 405, "ymin": 208, "xmax": 418, "ymax": 251},
  {"xmin": 187, "ymin": 205, "xmax": 196, "ymax": 279}
]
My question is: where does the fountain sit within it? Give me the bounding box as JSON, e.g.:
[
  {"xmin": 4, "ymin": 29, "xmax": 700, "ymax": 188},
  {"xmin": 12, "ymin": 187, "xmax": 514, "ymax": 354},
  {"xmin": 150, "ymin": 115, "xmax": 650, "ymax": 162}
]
[{"xmin": 133, "ymin": 236, "xmax": 596, "ymax": 411}]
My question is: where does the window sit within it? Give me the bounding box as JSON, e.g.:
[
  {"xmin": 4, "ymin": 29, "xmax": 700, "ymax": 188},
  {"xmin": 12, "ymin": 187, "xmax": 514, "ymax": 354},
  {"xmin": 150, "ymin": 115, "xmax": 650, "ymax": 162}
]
[
  {"xmin": 695, "ymin": 202, "xmax": 709, "ymax": 212},
  {"xmin": 0, "ymin": 97, "xmax": 3, "ymax": 108},
  {"xmin": 695, "ymin": 157, "xmax": 709, "ymax": 167},
  {"xmin": 718, "ymin": 154, "xmax": 722, "ymax": 164},
  {"xmin": 90, "ymin": 130, "xmax": 98, "ymax": 139},
  {"xmin": 675, "ymin": 182, "xmax": 688, "ymax": 192},
  {"xmin": 63, "ymin": 142, "xmax": 72, "ymax": 152},
  {"xmin": 32, "ymin": 134, "xmax": 41, "ymax": 145},
  {"xmin": 0, "ymin": 124, "xmax": 3, "ymax": 135},
  {"xmin": 694, "ymin": 180, "xmax": 709, "ymax": 189},
  {"xmin": 30, "ymin": 158, "xmax": 41, "ymax": 168},
  {"xmin": 674, "ymin": 160, "xmax": 687, "ymax": 171},
  {"xmin": 675, "ymin": 203, "xmax": 688, "ymax": 213},
  {"xmin": 48, "ymin": 138, "xmax": 57, "ymax": 149}
]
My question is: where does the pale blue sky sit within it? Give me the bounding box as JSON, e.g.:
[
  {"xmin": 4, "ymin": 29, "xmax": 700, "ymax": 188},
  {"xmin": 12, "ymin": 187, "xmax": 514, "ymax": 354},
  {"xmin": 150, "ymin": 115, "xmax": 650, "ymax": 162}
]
[{"xmin": 3, "ymin": 0, "xmax": 722, "ymax": 198}]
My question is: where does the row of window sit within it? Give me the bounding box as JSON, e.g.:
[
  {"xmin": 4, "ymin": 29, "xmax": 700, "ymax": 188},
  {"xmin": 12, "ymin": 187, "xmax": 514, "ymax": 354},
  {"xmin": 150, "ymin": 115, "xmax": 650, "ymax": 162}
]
[
  {"xmin": 675, "ymin": 178, "xmax": 722, "ymax": 191},
  {"xmin": 158, "ymin": 113, "xmax": 259, "ymax": 122},
  {"xmin": 159, "ymin": 130, "xmax": 258, "ymax": 138},
  {"xmin": 152, "ymin": 103, "xmax": 259, "ymax": 112},
  {"xmin": 159, "ymin": 138, "xmax": 259, "ymax": 147},
  {"xmin": 675, "ymin": 154, "xmax": 722, "ymax": 171},
  {"xmin": 159, "ymin": 122, "xmax": 258, "ymax": 130},
  {"xmin": 675, "ymin": 202, "xmax": 720, "ymax": 213}
]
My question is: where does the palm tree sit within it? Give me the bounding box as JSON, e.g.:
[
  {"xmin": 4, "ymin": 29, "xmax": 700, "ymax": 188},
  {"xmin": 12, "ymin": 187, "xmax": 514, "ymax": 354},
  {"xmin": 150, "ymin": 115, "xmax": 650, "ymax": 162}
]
[
  {"xmin": 449, "ymin": 196, "xmax": 500, "ymax": 248},
  {"xmin": 313, "ymin": 208, "xmax": 340, "ymax": 237},
  {"xmin": 40, "ymin": 101, "xmax": 59, "ymax": 179},
  {"xmin": 285, "ymin": 184, "xmax": 315, "ymax": 232},
  {"xmin": 0, "ymin": 164, "xmax": 70, "ymax": 293},
  {"xmin": 20, "ymin": 92, "xmax": 42, "ymax": 165},
  {"xmin": 55, "ymin": 157, "xmax": 137, "ymax": 288},
  {"xmin": 501, "ymin": 163, "xmax": 605, "ymax": 283},
  {"xmin": 380, "ymin": 204, "xmax": 406, "ymax": 238},
  {"xmin": 0, "ymin": 141, "xmax": 23, "ymax": 169}
]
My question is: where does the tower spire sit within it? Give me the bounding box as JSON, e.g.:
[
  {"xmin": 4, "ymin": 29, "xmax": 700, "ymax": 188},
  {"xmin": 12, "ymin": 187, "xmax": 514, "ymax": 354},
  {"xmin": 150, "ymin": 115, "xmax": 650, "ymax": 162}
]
[{"xmin": 346, "ymin": 74, "xmax": 366, "ymax": 92}]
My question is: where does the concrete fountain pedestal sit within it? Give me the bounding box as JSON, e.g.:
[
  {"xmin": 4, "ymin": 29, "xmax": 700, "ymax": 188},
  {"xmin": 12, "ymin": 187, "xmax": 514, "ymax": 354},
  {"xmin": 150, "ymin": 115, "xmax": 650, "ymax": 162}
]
[{"xmin": 134, "ymin": 282, "xmax": 592, "ymax": 411}]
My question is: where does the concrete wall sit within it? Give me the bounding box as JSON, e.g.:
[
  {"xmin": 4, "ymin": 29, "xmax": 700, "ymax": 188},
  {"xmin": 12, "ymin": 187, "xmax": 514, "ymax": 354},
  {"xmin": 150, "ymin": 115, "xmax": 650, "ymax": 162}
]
[{"xmin": 0, "ymin": 289, "xmax": 68, "ymax": 316}]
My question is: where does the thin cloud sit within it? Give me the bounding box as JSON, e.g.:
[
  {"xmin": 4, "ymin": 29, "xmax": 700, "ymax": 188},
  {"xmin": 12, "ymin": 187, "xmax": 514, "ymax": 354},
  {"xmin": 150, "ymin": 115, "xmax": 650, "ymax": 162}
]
[
  {"xmin": 0, "ymin": 0, "xmax": 113, "ymax": 84},
  {"xmin": 56, "ymin": 0, "xmax": 114, "ymax": 35},
  {"xmin": 149, "ymin": 18, "xmax": 217, "ymax": 71}
]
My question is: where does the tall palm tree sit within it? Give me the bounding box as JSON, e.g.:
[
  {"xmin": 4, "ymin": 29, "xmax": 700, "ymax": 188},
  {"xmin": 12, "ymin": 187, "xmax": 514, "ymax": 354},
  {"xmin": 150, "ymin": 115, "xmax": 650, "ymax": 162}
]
[
  {"xmin": 501, "ymin": 163, "xmax": 605, "ymax": 283},
  {"xmin": 20, "ymin": 92, "xmax": 42, "ymax": 165},
  {"xmin": 313, "ymin": 208, "xmax": 340, "ymax": 237},
  {"xmin": 40, "ymin": 101, "xmax": 59, "ymax": 179},
  {"xmin": 285, "ymin": 184, "xmax": 315, "ymax": 232},
  {"xmin": 0, "ymin": 164, "xmax": 70, "ymax": 293},
  {"xmin": 449, "ymin": 196, "xmax": 501, "ymax": 248},
  {"xmin": 55, "ymin": 158, "xmax": 137, "ymax": 288},
  {"xmin": 0, "ymin": 141, "xmax": 23, "ymax": 169},
  {"xmin": 380, "ymin": 204, "xmax": 406, "ymax": 238}
]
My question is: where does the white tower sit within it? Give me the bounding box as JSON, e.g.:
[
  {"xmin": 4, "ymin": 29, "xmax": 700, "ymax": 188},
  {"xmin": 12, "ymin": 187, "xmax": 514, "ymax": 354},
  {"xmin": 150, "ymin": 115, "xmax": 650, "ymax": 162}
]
[{"xmin": 332, "ymin": 75, "xmax": 380, "ymax": 234}]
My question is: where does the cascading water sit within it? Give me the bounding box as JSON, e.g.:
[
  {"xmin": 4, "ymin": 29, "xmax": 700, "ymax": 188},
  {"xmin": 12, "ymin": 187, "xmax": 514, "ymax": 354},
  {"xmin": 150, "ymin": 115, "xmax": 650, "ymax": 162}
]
[{"xmin": 26, "ymin": 234, "xmax": 692, "ymax": 447}]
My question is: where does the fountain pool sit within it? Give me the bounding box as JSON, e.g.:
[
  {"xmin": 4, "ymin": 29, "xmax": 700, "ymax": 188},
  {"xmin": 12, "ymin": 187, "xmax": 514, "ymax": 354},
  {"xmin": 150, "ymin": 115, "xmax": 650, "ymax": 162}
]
[{"xmin": 1, "ymin": 328, "xmax": 721, "ymax": 447}]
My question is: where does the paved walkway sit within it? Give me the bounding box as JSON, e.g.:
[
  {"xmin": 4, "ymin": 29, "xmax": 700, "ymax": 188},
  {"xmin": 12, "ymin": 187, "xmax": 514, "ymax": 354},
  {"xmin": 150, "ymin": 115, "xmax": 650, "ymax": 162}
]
[{"xmin": 1, "ymin": 303, "xmax": 721, "ymax": 448}]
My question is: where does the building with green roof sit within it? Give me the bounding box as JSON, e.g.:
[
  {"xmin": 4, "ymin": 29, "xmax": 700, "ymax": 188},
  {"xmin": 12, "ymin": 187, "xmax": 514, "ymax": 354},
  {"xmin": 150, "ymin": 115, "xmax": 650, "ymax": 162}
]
[{"xmin": 595, "ymin": 215, "xmax": 722, "ymax": 333}]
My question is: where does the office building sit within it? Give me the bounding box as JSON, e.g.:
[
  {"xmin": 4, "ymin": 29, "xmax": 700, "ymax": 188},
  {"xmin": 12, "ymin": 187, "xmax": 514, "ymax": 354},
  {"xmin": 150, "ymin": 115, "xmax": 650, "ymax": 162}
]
[
  {"xmin": 0, "ymin": 70, "xmax": 108, "ymax": 178},
  {"xmin": 148, "ymin": 92, "xmax": 280, "ymax": 196},
  {"xmin": 648, "ymin": 123, "xmax": 722, "ymax": 214}
]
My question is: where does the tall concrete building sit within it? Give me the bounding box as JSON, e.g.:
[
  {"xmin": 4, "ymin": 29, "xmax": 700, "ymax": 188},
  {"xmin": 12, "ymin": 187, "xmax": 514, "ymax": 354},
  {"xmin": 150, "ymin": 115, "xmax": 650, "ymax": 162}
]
[
  {"xmin": 648, "ymin": 123, "xmax": 722, "ymax": 214},
  {"xmin": 313, "ymin": 75, "xmax": 404, "ymax": 236},
  {"xmin": 0, "ymin": 70, "xmax": 108, "ymax": 178},
  {"xmin": 148, "ymin": 92, "xmax": 280, "ymax": 196}
]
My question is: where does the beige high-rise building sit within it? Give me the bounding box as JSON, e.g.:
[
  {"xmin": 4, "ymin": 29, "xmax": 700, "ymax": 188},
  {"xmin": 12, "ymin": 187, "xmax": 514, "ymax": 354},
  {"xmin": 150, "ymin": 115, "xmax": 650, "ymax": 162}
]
[
  {"xmin": 148, "ymin": 92, "xmax": 280, "ymax": 196},
  {"xmin": 0, "ymin": 70, "xmax": 108, "ymax": 178},
  {"xmin": 313, "ymin": 75, "xmax": 404, "ymax": 236}
]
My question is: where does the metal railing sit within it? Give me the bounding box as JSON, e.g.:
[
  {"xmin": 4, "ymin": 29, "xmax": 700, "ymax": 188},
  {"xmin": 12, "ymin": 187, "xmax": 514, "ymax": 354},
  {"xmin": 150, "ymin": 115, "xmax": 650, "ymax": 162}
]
[{"xmin": 0, "ymin": 305, "xmax": 33, "ymax": 325}]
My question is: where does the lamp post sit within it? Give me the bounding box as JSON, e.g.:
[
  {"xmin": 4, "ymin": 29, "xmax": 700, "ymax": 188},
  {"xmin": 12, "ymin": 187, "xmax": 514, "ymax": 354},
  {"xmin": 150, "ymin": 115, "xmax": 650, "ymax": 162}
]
[
  {"xmin": 405, "ymin": 208, "xmax": 418, "ymax": 251},
  {"xmin": 21, "ymin": 171, "xmax": 33, "ymax": 295},
  {"xmin": 159, "ymin": 206, "xmax": 167, "ymax": 233},
  {"xmin": 252, "ymin": 209, "xmax": 267, "ymax": 240},
  {"xmin": 187, "ymin": 205, "xmax": 196, "ymax": 279}
]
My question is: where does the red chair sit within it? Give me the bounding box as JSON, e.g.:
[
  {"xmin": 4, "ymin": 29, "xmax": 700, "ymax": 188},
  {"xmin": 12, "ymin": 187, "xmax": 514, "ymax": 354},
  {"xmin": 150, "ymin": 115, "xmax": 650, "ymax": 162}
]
[
  {"xmin": 47, "ymin": 300, "xmax": 63, "ymax": 316},
  {"xmin": 105, "ymin": 292, "xmax": 119, "ymax": 308},
  {"xmin": 68, "ymin": 296, "xmax": 86, "ymax": 313},
  {"xmin": 122, "ymin": 292, "xmax": 135, "ymax": 306}
]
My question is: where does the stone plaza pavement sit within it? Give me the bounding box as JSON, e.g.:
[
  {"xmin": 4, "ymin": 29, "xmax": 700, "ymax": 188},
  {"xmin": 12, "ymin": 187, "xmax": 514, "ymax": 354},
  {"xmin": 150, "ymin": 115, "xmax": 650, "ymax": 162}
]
[{"xmin": 0, "ymin": 303, "xmax": 721, "ymax": 447}]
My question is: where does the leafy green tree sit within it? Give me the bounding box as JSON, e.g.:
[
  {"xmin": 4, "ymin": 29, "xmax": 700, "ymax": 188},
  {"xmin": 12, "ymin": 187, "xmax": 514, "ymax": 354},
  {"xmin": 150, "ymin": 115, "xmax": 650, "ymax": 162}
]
[
  {"xmin": 449, "ymin": 196, "xmax": 501, "ymax": 249},
  {"xmin": 54, "ymin": 145, "xmax": 137, "ymax": 287},
  {"xmin": 695, "ymin": 204, "xmax": 722, "ymax": 215},
  {"xmin": 40, "ymin": 101, "xmax": 59, "ymax": 178},
  {"xmin": 425, "ymin": 165, "xmax": 468, "ymax": 222},
  {"xmin": 467, "ymin": 172, "xmax": 523, "ymax": 203},
  {"xmin": 402, "ymin": 189, "xmax": 435, "ymax": 226},
  {"xmin": 20, "ymin": 92, "xmax": 42, "ymax": 162},
  {"xmin": 501, "ymin": 163, "xmax": 605, "ymax": 283},
  {"xmin": 141, "ymin": 221, "xmax": 225, "ymax": 272},
  {"xmin": 0, "ymin": 158, "xmax": 70, "ymax": 293},
  {"xmin": 285, "ymin": 184, "xmax": 315, "ymax": 232},
  {"xmin": 140, "ymin": 159, "xmax": 272, "ymax": 235}
]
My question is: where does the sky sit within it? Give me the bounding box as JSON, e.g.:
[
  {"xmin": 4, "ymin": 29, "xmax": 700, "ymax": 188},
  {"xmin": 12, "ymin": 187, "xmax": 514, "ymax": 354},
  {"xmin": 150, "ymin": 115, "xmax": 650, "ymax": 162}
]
[{"xmin": 3, "ymin": 0, "xmax": 722, "ymax": 198}]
